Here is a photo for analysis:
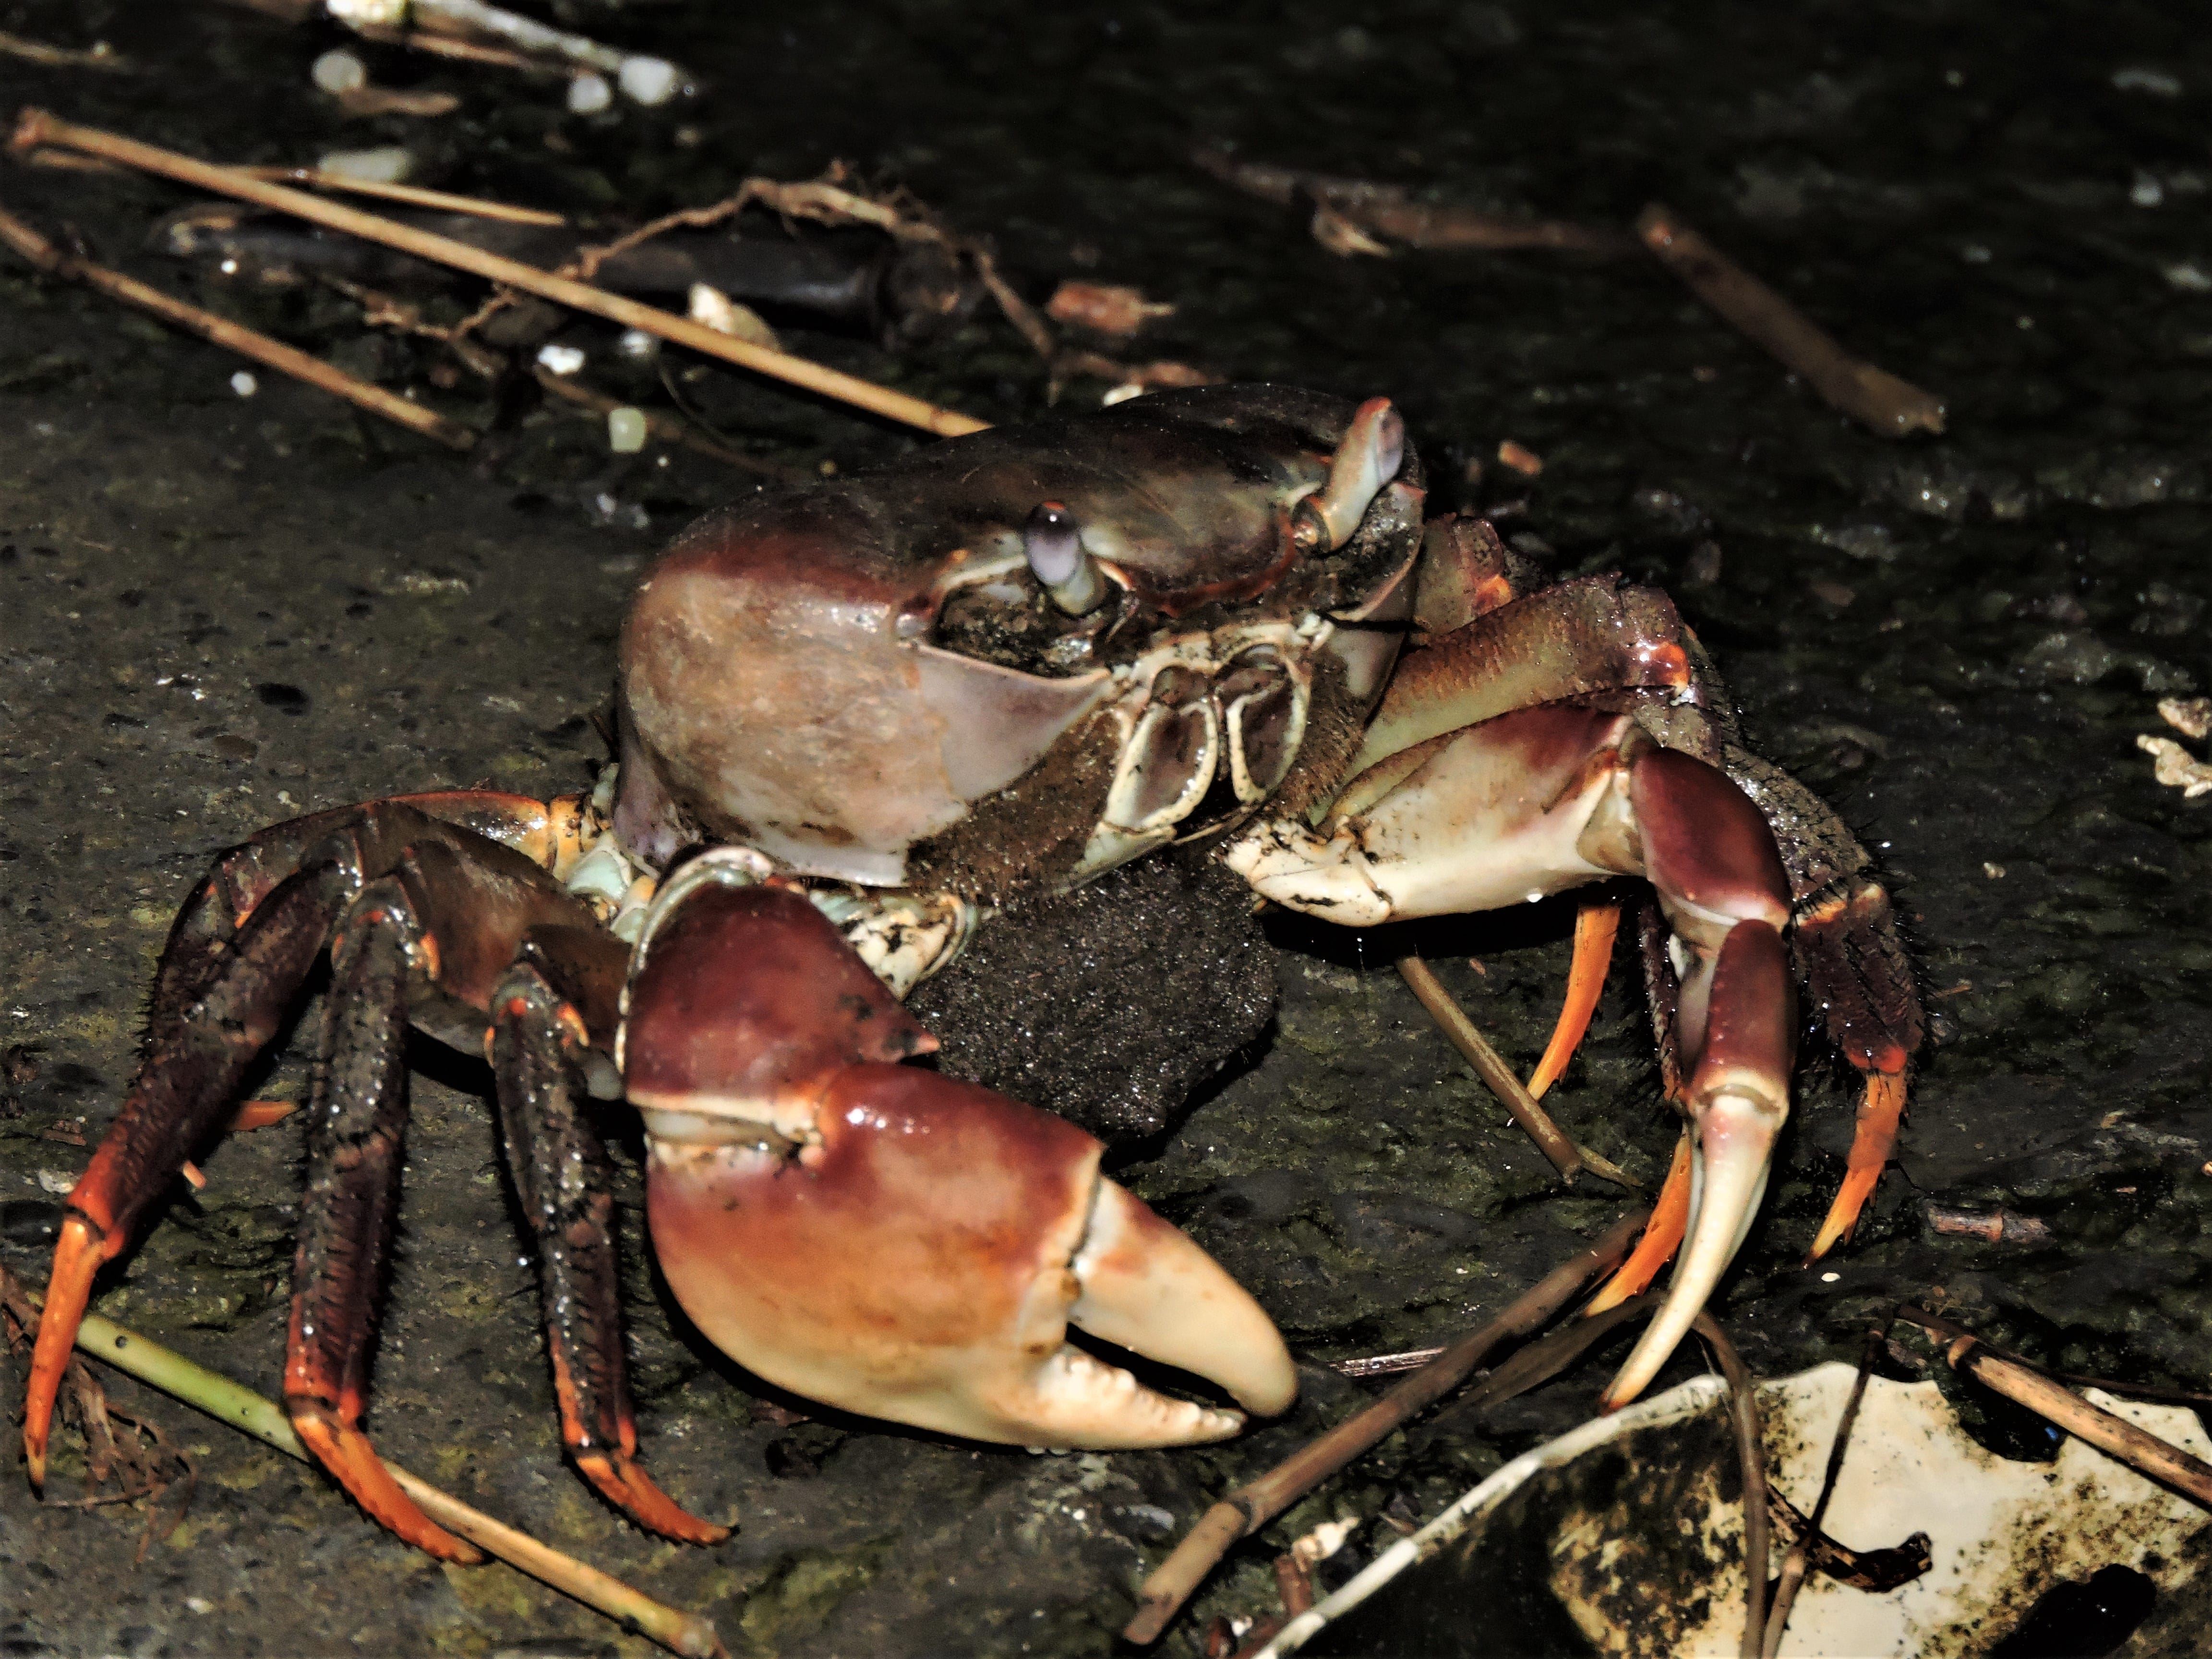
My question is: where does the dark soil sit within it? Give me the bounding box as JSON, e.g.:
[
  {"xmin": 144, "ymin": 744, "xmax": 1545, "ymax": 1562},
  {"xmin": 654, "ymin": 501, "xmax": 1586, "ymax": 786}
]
[{"xmin": 3, "ymin": 2, "xmax": 2211, "ymax": 1655}]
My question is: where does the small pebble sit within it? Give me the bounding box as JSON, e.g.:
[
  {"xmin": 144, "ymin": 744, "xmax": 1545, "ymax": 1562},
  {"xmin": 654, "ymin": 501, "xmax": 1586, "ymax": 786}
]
[
  {"xmin": 617, "ymin": 328, "xmax": 658, "ymax": 360},
  {"xmin": 36, "ymin": 1168, "xmax": 75, "ymax": 1196},
  {"xmin": 619, "ymin": 56, "xmax": 680, "ymax": 106},
  {"xmin": 310, "ymin": 48, "xmax": 367, "ymax": 96},
  {"xmin": 315, "ymin": 144, "xmax": 414, "ymax": 185},
  {"xmin": 230, "ymin": 370, "xmax": 258, "ymax": 398},
  {"xmin": 535, "ymin": 343, "xmax": 586, "ymax": 375},
  {"xmin": 607, "ymin": 407, "xmax": 649, "ymax": 453},
  {"xmin": 2111, "ymin": 66, "xmax": 2183, "ymax": 97},
  {"xmin": 567, "ymin": 72, "xmax": 613, "ymax": 114}
]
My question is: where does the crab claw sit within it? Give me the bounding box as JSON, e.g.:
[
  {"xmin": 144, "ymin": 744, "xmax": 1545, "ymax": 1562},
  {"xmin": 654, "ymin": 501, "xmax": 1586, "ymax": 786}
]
[
  {"xmin": 622, "ymin": 873, "xmax": 1295, "ymax": 1446},
  {"xmin": 1601, "ymin": 918, "xmax": 1792, "ymax": 1409}
]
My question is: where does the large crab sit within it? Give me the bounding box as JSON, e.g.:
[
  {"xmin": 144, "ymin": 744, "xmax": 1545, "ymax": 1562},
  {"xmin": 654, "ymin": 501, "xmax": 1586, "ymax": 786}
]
[{"xmin": 22, "ymin": 385, "xmax": 1921, "ymax": 1561}]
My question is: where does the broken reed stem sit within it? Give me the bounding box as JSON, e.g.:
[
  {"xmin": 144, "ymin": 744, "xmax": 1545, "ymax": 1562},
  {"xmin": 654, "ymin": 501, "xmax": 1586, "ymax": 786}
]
[
  {"xmin": 1900, "ymin": 1307, "xmax": 2212, "ymax": 1510},
  {"xmin": 14, "ymin": 1281, "xmax": 727, "ymax": 1659},
  {"xmin": 1691, "ymin": 1313, "xmax": 1767, "ymax": 1659},
  {"xmin": 11, "ymin": 109, "xmax": 987, "ymax": 440},
  {"xmin": 1396, "ymin": 955, "xmax": 1639, "ymax": 1191},
  {"xmin": 1762, "ymin": 1317, "xmax": 1887, "ymax": 1659},
  {"xmin": 234, "ymin": 167, "xmax": 568, "ymax": 226},
  {"xmin": 1122, "ymin": 1207, "xmax": 1647, "ymax": 1647},
  {"xmin": 1636, "ymin": 204, "xmax": 1946, "ymax": 440},
  {"xmin": 0, "ymin": 201, "xmax": 477, "ymax": 450}
]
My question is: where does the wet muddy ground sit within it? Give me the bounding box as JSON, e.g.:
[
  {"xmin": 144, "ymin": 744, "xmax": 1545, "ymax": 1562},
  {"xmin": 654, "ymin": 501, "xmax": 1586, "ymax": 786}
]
[{"xmin": 4, "ymin": 1, "xmax": 2212, "ymax": 1654}]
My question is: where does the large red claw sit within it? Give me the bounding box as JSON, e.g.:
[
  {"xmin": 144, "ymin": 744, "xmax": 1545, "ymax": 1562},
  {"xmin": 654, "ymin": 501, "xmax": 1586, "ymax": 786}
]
[
  {"xmin": 644, "ymin": 1064, "xmax": 1294, "ymax": 1446},
  {"xmin": 623, "ymin": 875, "xmax": 1293, "ymax": 1446}
]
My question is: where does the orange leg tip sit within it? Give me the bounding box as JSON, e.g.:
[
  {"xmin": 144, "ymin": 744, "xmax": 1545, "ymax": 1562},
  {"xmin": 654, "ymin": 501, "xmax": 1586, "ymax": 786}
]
[
  {"xmin": 230, "ymin": 1099, "xmax": 299, "ymax": 1131},
  {"xmin": 1586, "ymin": 1130, "xmax": 1693, "ymax": 1315},
  {"xmin": 23, "ymin": 1214, "xmax": 106, "ymax": 1483},
  {"xmin": 577, "ymin": 1452, "xmax": 732, "ymax": 1546},
  {"xmin": 1527, "ymin": 902, "xmax": 1622, "ymax": 1101},
  {"xmin": 291, "ymin": 1407, "xmax": 485, "ymax": 1564},
  {"xmin": 1804, "ymin": 1071, "xmax": 1910, "ymax": 1265}
]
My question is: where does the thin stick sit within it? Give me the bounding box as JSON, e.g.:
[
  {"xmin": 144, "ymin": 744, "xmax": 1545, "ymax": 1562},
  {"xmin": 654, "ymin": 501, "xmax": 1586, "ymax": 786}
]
[
  {"xmin": 1900, "ymin": 1307, "xmax": 2212, "ymax": 1508},
  {"xmin": 1636, "ymin": 204, "xmax": 1946, "ymax": 440},
  {"xmin": 0, "ymin": 202, "xmax": 476, "ymax": 450},
  {"xmin": 13, "ymin": 1281, "xmax": 727, "ymax": 1659},
  {"xmin": 1692, "ymin": 1313, "xmax": 1767, "ymax": 1659},
  {"xmin": 1763, "ymin": 1317, "xmax": 1887, "ymax": 1659},
  {"xmin": 1122, "ymin": 1208, "xmax": 1647, "ymax": 1646},
  {"xmin": 234, "ymin": 167, "xmax": 567, "ymax": 226},
  {"xmin": 347, "ymin": 23, "xmax": 565, "ymax": 77},
  {"xmin": 0, "ymin": 31, "xmax": 130, "ymax": 70},
  {"xmin": 12, "ymin": 110, "xmax": 987, "ymax": 440},
  {"xmin": 1397, "ymin": 954, "xmax": 1640, "ymax": 1190}
]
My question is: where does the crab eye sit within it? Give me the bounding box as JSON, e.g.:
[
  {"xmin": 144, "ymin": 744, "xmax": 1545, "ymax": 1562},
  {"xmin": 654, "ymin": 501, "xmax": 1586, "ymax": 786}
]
[{"xmin": 1024, "ymin": 502, "xmax": 1107, "ymax": 616}]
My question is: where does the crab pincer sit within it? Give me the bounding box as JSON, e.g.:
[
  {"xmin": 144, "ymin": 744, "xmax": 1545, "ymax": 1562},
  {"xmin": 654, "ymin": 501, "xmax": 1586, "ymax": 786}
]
[{"xmin": 622, "ymin": 855, "xmax": 1297, "ymax": 1445}]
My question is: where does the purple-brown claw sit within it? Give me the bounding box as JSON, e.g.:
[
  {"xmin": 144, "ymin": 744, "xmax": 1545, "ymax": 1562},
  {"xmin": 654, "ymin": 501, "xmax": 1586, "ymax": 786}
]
[{"xmin": 1601, "ymin": 916, "xmax": 1793, "ymax": 1409}]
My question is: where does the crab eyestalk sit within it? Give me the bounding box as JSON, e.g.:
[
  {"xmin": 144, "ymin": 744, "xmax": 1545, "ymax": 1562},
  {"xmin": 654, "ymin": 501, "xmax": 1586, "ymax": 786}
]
[
  {"xmin": 621, "ymin": 876, "xmax": 1297, "ymax": 1446},
  {"xmin": 1024, "ymin": 501, "xmax": 1109, "ymax": 615},
  {"xmin": 1293, "ymin": 397, "xmax": 1407, "ymax": 552}
]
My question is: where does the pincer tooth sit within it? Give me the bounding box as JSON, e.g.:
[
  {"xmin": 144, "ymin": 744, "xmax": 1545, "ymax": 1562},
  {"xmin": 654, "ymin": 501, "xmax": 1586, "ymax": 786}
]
[{"xmin": 1069, "ymin": 1177, "xmax": 1297, "ymax": 1419}]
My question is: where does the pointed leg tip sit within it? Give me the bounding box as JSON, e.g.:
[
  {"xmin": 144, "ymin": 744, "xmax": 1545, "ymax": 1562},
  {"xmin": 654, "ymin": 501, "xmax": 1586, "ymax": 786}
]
[
  {"xmin": 576, "ymin": 1452, "xmax": 733, "ymax": 1545},
  {"xmin": 291, "ymin": 1405, "xmax": 484, "ymax": 1564}
]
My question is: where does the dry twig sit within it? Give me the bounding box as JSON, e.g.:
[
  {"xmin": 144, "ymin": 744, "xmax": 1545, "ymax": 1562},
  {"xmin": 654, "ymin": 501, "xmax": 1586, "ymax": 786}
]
[
  {"xmin": 235, "ymin": 166, "xmax": 566, "ymax": 226},
  {"xmin": 0, "ymin": 201, "xmax": 478, "ymax": 450},
  {"xmin": 1690, "ymin": 1312, "xmax": 1767, "ymax": 1659},
  {"xmin": 12, "ymin": 110, "xmax": 985, "ymax": 439},
  {"xmin": 1123, "ymin": 1209, "xmax": 1647, "ymax": 1645},
  {"xmin": 0, "ymin": 31, "xmax": 129, "ymax": 71},
  {"xmin": 1194, "ymin": 148, "xmax": 1628, "ymax": 256},
  {"xmin": 1636, "ymin": 204, "xmax": 1946, "ymax": 439},
  {"xmin": 1900, "ymin": 1306, "xmax": 2212, "ymax": 1508},
  {"xmin": 1762, "ymin": 1317, "xmax": 1888, "ymax": 1657},
  {"xmin": 1396, "ymin": 954, "xmax": 1640, "ymax": 1190}
]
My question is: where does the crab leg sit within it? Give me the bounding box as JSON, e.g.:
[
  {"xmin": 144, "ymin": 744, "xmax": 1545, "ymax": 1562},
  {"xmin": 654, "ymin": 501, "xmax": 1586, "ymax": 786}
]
[
  {"xmin": 1525, "ymin": 900, "xmax": 1622, "ymax": 1100},
  {"xmin": 282, "ymin": 878, "xmax": 482, "ymax": 1563},
  {"xmin": 489, "ymin": 959, "xmax": 728, "ymax": 1544},
  {"xmin": 23, "ymin": 859, "xmax": 355, "ymax": 1488},
  {"xmin": 623, "ymin": 868, "xmax": 1297, "ymax": 1447}
]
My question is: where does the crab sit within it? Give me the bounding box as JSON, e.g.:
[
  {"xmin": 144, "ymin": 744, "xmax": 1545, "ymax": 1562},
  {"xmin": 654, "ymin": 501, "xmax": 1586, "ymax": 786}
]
[{"xmin": 22, "ymin": 385, "xmax": 1922, "ymax": 1562}]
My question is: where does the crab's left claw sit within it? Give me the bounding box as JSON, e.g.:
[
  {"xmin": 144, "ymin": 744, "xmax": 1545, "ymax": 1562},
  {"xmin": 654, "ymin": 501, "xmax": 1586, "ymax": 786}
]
[{"xmin": 623, "ymin": 873, "xmax": 1295, "ymax": 1447}]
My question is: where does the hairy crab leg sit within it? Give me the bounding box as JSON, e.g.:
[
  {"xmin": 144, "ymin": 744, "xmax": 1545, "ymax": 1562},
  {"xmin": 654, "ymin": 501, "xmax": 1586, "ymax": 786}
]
[
  {"xmin": 623, "ymin": 868, "xmax": 1296, "ymax": 1446},
  {"xmin": 490, "ymin": 957, "xmax": 728, "ymax": 1544},
  {"xmin": 283, "ymin": 878, "xmax": 482, "ymax": 1563},
  {"xmin": 1525, "ymin": 900, "xmax": 1622, "ymax": 1100},
  {"xmin": 1792, "ymin": 881, "xmax": 1921, "ymax": 1258},
  {"xmin": 23, "ymin": 859, "xmax": 356, "ymax": 1487}
]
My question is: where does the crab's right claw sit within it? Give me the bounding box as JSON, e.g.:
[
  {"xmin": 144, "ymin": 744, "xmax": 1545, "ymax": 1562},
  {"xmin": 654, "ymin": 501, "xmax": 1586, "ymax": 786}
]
[{"xmin": 623, "ymin": 876, "xmax": 1295, "ymax": 1448}]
